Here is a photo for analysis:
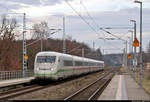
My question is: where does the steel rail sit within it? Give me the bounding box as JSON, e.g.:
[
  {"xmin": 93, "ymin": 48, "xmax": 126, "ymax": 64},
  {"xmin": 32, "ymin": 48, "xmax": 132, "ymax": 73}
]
[
  {"xmin": 0, "ymin": 84, "xmax": 38, "ymax": 95},
  {"xmin": 0, "ymin": 84, "xmax": 52, "ymax": 100},
  {"xmin": 88, "ymin": 73, "xmax": 114, "ymax": 100},
  {"xmin": 64, "ymin": 71, "xmax": 112, "ymax": 100}
]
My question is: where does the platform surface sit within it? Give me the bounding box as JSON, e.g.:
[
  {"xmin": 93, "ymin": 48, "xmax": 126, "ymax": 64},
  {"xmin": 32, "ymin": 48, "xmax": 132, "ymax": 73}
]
[
  {"xmin": 0, "ymin": 77, "xmax": 34, "ymax": 88},
  {"xmin": 98, "ymin": 74, "xmax": 150, "ymax": 100}
]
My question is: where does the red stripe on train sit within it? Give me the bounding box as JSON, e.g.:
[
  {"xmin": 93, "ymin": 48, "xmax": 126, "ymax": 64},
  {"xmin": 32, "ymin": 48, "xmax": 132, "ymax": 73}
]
[{"xmin": 72, "ymin": 67, "xmax": 100, "ymax": 70}]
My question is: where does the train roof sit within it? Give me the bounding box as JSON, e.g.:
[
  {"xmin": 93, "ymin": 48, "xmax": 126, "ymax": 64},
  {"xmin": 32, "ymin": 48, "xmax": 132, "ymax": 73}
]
[
  {"xmin": 36, "ymin": 51, "xmax": 63, "ymax": 56},
  {"xmin": 36, "ymin": 51, "xmax": 104, "ymax": 63}
]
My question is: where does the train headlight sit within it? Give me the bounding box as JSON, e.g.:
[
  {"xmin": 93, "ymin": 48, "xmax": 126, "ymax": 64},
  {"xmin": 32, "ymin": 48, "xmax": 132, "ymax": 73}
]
[
  {"xmin": 51, "ymin": 68, "xmax": 55, "ymax": 71},
  {"xmin": 36, "ymin": 68, "xmax": 39, "ymax": 71}
]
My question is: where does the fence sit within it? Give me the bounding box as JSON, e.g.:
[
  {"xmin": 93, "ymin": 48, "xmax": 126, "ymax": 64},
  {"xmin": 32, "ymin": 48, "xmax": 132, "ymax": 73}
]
[{"xmin": 0, "ymin": 69, "xmax": 34, "ymax": 81}]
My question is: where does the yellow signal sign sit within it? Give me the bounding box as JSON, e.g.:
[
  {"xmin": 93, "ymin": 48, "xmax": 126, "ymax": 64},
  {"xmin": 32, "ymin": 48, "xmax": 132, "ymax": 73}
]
[
  {"xmin": 128, "ymin": 54, "xmax": 131, "ymax": 59},
  {"xmin": 24, "ymin": 55, "xmax": 28, "ymax": 60},
  {"xmin": 133, "ymin": 38, "xmax": 139, "ymax": 47},
  {"xmin": 120, "ymin": 68, "xmax": 123, "ymax": 71}
]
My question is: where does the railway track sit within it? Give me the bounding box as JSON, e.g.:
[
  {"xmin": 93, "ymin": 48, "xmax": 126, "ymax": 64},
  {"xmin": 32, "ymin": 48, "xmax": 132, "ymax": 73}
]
[
  {"xmin": 0, "ymin": 84, "xmax": 51, "ymax": 100},
  {"xmin": 0, "ymin": 70, "xmax": 114, "ymax": 100},
  {"xmin": 0, "ymin": 71, "xmax": 103, "ymax": 100},
  {"xmin": 0, "ymin": 70, "xmax": 104, "ymax": 100},
  {"xmin": 64, "ymin": 71, "xmax": 114, "ymax": 100}
]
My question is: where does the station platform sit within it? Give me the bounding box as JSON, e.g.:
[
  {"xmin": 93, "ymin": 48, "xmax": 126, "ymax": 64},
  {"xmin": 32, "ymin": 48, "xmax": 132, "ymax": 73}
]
[
  {"xmin": 98, "ymin": 74, "xmax": 150, "ymax": 100},
  {"xmin": 0, "ymin": 77, "xmax": 34, "ymax": 88}
]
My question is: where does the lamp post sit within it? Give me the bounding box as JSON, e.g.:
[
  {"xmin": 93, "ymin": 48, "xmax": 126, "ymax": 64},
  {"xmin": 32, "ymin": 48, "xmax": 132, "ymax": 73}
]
[
  {"xmin": 128, "ymin": 30, "xmax": 134, "ymax": 70},
  {"xmin": 126, "ymin": 36, "xmax": 131, "ymax": 68},
  {"xmin": 134, "ymin": 0, "xmax": 143, "ymax": 87},
  {"xmin": 125, "ymin": 40, "xmax": 128, "ymax": 69},
  {"xmin": 130, "ymin": 20, "xmax": 137, "ymax": 74}
]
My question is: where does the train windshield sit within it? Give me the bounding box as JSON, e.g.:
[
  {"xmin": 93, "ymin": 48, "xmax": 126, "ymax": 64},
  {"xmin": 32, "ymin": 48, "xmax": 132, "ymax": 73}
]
[{"xmin": 37, "ymin": 56, "xmax": 56, "ymax": 63}]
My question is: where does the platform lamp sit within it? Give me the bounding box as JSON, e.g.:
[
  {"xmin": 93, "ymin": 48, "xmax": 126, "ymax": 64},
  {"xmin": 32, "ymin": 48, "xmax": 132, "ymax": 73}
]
[{"xmin": 134, "ymin": 0, "xmax": 143, "ymax": 88}]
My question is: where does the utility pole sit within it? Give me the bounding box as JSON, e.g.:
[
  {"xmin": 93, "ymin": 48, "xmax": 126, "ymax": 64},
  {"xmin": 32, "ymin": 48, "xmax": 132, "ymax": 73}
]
[
  {"xmin": 93, "ymin": 41, "xmax": 95, "ymax": 51},
  {"xmin": 63, "ymin": 16, "xmax": 66, "ymax": 54},
  {"xmin": 139, "ymin": 1, "xmax": 143, "ymax": 88},
  {"xmin": 103, "ymin": 49, "xmax": 105, "ymax": 62},
  {"xmin": 41, "ymin": 33, "xmax": 43, "ymax": 51},
  {"xmin": 133, "ymin": 22, "xmax": 137, "ymax": 79},
  {"xmin": 125, "ymin": 41, "xmax": 128, "ymax": 69},
  {"xmin": 123, "ymin": 48, "xmax": 125, "ymax": 68},
  {"xmin": 130, "ymin": 20, "xmax": 137, "ymax": 72},
  {"xmin": 128, "ymin": 30, "xmax": 134, "ymax": 70},
  {"xmin": 82, "ymin": 48, "xmax": 84, "ymax": 57},
  {"xmin": 131, "ymin": 31, "xmax": 134, "ymax": 70},
  {"xmin": 134, "ymin": 0, "xmax": 143, "ymax": 87},
  {"xmin": 122, "ymin": 41, "xmax": 128, "ymax": 70},
  {"xmin": 22, "ymin": 13, "xmax": 27, "ymax": 77},
  {"xmin": 128, "ymin": 36, "xmax": 132, "ymax": 69}
]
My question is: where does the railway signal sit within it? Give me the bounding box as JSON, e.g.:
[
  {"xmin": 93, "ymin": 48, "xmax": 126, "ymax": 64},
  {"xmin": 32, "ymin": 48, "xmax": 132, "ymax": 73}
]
[
  {"xmin": 128, "ymin": 54, "xmax": 131, "ymax": 59},
  {"xmin": 24, "ymin": 55, "xmax": 28, "ymax": 60},
  {"xmin": 133, "ymin": 38, "xmax": 139, "ymax": 47}
]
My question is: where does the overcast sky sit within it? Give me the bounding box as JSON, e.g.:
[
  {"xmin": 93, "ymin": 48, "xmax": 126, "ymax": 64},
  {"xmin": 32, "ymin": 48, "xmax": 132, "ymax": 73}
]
[{"xmin": 1, "ymin": 0, "xmax": 150, "ymax": 54}]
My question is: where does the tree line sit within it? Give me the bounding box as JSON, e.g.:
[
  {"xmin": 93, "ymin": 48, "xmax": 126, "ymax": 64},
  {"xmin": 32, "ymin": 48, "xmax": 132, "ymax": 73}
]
[{"xmin": 0, "ymin": 16, "xmax": 103, "ymax": 71}]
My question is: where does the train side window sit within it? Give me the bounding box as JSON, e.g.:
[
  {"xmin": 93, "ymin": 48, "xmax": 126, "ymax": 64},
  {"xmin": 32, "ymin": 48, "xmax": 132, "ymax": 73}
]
[
  {"xmin": 64, "ymin": 60, "xmax": 73, "ymax": 66},
  {"xmin": 75, "ymin": 61, "xmax": 83, "ymax": 66},
  {"xmin": 84, "ymin": 62, "xmax": 88, "ymax": 66},
  {"xmin": 92, "ymin": 63, "xmax": 94, "ymax": 66},
  {"xmin": 89, "ymin": 62, "xmax": 91, "ymax": 66}
]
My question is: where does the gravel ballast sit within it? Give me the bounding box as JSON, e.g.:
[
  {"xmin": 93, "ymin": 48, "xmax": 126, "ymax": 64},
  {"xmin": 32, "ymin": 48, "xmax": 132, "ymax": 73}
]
[{"xmin": 11, "ymin": 71, "xmax": 105, "ymax": 100}]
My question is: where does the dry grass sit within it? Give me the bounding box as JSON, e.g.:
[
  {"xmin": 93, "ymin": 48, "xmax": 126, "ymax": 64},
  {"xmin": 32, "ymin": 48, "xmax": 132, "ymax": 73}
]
[
  {"xmin": 135, "ymin": 69, "xmax": 150, "ymax": 95},
  {"xmin": 123, "ymin": 68, "xmax": 150, "ymax": 95}
]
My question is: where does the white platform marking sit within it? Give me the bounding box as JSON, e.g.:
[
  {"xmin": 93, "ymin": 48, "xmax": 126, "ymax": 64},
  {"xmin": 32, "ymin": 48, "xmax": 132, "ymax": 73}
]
[{"xmin": 116, "ymin": 75, "xmax": 128, "ymax": 100}]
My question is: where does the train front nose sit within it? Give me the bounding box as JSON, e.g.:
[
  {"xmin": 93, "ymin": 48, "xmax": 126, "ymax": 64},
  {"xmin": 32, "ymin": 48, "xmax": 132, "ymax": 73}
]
[
  {"xmin": 36, "ymin": 63, "xmax": 56, "ymax": 78},
  {"xmin": 35, "ymin": 55, "xmax": 57, "ymax": 80}
]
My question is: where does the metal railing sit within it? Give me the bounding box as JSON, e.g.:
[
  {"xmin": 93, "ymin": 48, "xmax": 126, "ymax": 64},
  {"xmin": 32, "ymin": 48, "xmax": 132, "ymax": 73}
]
[{"xmin": 0, "ymin": 69, "xmax": 34, "ymax": 81}]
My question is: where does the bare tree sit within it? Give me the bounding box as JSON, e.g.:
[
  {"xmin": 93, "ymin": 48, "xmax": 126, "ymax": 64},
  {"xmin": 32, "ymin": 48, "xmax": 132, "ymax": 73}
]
[
  {"xmin": 32, "ymin": 21, "xmax": 49, "ymax": 39},
  {"xmin": 0, "ymin": 15, "xmax": 20, "ymax": 70},
  {"xmin": 0, "ymin": 15, "xmax": 17, "ymax": 40},
  {"xmin": 66, "ymin": 35, "xmax": 73, "ymax": 41}
]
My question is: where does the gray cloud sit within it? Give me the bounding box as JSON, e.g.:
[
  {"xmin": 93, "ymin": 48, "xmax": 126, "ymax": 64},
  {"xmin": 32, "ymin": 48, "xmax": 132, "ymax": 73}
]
[
  {"xmin": 4, "ymin": 0, "xmax": 41, "ymax": 5},
  {"xmin": 0, "ymin": 0, "xmax": 74, "ymax": 6},
  {"xmin": 0, "ymin": 0, "xmax": 30, "ymax": 12},
  {"xmin": 0, "ymin": 3, "xmax": 26, "ymax": 10},
  {"xmin": 0, "ymin": 0, "xmax": 74, "ymax": 12},
  {"xmin": 0, "ymin": 0, "xmax": 149, "ymax": 53},
  {"xmin": 65, "ymin": 7, "xmax": 150, "ymax": 32},
  {"xmin": 41, "ymin": 0, "xmax": 63, "ymax": 6},
  {"xmin": 59, "ymin": 7, "xmax": 150, "ymax": 52}
]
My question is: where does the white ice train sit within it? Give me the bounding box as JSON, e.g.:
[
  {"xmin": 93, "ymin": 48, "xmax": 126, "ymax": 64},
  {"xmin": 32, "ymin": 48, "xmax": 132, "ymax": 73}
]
[{"xmin": 34, "ymin": 51, "xmax": 104, "ymax": 80}]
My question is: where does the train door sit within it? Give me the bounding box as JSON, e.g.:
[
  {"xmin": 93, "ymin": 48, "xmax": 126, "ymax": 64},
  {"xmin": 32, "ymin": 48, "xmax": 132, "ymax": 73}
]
[
  {"xmin": 72, "ymin": 57, "xmax": 75, "ymax": 76},
  {"xmin": 57, "ymin": 56, "xmax": 63, "ymax": 78}
]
